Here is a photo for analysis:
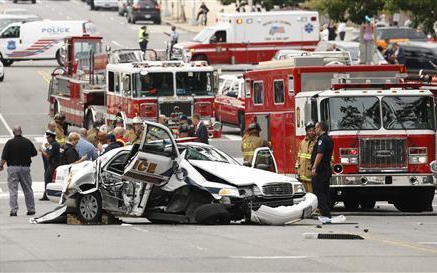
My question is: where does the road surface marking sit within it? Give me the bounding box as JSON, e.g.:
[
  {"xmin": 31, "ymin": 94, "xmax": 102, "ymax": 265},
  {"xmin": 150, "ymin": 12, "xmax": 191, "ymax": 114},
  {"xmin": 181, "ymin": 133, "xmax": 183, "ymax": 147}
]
[
  {"xmin": 37, "ymin": 70, "xmax": 51, "ymax": 84},
  {"xmin": 418, "ymin": 242, "xmax": 437, "ymax": 245},
  {"xmin": 133, "ymin": 227, "xmax": 149, "ymax": 232},
  {"xmin": 111, "ymin": 40, "xmax": 126, "ymax": 48},
  {"xmin": 0, "ymin": 113, "xmax": 13, "ymax": 137},
  {"xmin": 229, "ymin": 256, "xmax": 311, "ymax": 259}
]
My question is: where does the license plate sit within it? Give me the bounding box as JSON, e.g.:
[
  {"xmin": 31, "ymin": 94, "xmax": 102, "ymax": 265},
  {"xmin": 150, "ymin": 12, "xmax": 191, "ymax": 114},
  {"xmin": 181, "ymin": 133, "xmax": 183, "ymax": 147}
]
[{"xmin": 145, "ymin": 14, "xmax": 151, "ymax": 18}]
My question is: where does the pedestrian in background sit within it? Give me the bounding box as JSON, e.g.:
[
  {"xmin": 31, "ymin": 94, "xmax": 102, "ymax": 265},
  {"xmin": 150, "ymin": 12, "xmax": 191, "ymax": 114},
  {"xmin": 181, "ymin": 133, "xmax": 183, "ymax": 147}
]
[
  {"xmin": 39, "ymin": 130, "xmax": 60, "ymax": 201},
  {"xmin": 241, "ymin": 122, "xmax": 270, "ymax": 165},
  {"xmin": 113, "ymin": 126, "xmax": 127, "ymax": 146},
  {"xmin": 103, "ymin": 133, "xmax": 124, "ymax": 154},
  {"xmin": 296, "ymin": 123, "xmax": 316, "ymax": 192},
  {"xmin": 60, "ymin": 132, "xmax": 80, "ymax": 165},
  {"xmin": 53, "ymin": 114, "xmax": 66, "ymax": 145},
  {"xmin": 196, "ymin": 2, "xmax": 209, "ymax": 25},
  {"xmin": 139, "ymin": 26, "xmax": 149, "ymax": 57},
  {"xmin": 77, "ymin": 128, "xmax": 98, "ymax": 161},
  {"xmin": 0, "ymin": 126, "xmax": 37, "ymax": 216},
  {"xmin": 96, "ymin": 131, "xmax": 108, "ymax": 155},
  {"xmin": 327, "ymin": 23, "xmax": 337, "ymax": 41},
  {"xmin": 311, "ymin": 121, "xmax": 334, "ymax": 218},
  {"xmin": 41, "ymin": 121, "xmax": 56, "ymax": 183},
  {"xmin": 165, "ymin": 26, "xmax": 179, "ymax": 58},
  {"xmin": 192, "ymin": 113, "xmax": 209, "ymax": 144},
  {"xmin": 338, "ymin": 21, "xmax": 346, "ymax": 41}
]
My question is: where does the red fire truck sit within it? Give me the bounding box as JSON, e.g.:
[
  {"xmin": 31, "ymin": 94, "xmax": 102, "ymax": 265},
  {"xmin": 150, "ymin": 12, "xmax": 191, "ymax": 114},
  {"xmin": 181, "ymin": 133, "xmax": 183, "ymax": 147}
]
[
  {"xmin": 48, "ymin": 35, "xmax": 221, "ymax": 137},
  {"xmin": 172, "ymin": 11, "xmax": 319, "ymax": 65},
  {"xmin": 244, "ymin": 56, "xmax": 436, "ymax": 212}
]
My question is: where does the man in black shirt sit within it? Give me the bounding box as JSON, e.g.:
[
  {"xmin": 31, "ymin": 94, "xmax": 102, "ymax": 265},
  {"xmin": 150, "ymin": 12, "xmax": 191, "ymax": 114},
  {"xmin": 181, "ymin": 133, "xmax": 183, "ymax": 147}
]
[
  {"xmin": 0, "ymin": 126, "xmax": 37, "ymax": 216},
  {"xmin": 311, "ymin": 121, "xmax": 334, "ymax": 218},
  {"xmin": 39, "ymin": 130, "xmax": 60, "ymax": 201},
  {"xmin": 192, "ymin": 113, "xmax": 209, "ymax": 144}
]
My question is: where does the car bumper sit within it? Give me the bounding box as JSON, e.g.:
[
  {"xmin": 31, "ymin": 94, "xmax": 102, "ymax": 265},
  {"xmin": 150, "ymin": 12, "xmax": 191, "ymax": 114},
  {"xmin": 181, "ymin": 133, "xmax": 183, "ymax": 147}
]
[
  {"xmin": 250, "ymin": 193, "xmax": 318, "ymax": 225},
  {"xmin": 131, "ymin": 11, "xmax": 160, "ymax": 20},
  {"xmin": 46, "ymin": 182, "xmax": 63, "ymax": 203},
  {"xmin": 94, "ymin": 1, "xmax": 118, "ymax": 8},
  {"xmin": 331, "ymin": 173, "xmax": 435, "ymax": 187}
]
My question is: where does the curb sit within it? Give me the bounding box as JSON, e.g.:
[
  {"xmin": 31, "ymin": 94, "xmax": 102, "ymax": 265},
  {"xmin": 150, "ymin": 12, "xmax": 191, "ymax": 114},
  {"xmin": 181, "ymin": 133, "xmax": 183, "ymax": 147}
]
[{"xmin": 162, "ymin": 18, "xmax": 200, "ymax": 34}]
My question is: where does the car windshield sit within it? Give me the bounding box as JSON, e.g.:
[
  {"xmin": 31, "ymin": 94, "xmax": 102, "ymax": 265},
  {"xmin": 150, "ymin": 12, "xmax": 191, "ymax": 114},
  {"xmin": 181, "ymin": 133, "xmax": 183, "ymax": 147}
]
[
  {"xmin": 133, "ymin": 72, "xmax": 174, "ymax": 97},
  {"xmin": 321, "ymin": 96, "xmax": 381, "ymax": 130},
  {"xmin": 193, "ymin": 28, "xmax": 214, "ymax": 42},
  {"xmin": 185, "ymin": 145, "xmax": 236, "ymax": 163},
  {"xmin": 382, "ymin": 96, "xmax": 435, "ymax": 130},
  {"xmin": 175, "ymin": 71, "xmax": 213, "ymax": 96}
]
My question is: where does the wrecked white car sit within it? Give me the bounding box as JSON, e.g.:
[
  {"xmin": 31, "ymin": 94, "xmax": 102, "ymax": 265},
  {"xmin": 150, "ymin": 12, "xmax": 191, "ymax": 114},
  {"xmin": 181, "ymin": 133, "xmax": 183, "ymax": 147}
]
[{"xmin": 35, "ymin": 121, "xmax": 317, "ymax": 225}]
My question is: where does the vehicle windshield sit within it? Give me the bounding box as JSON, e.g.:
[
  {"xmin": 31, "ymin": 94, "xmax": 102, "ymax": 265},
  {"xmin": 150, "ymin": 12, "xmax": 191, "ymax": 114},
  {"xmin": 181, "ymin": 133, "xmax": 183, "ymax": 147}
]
[
  {"xmin": 185, "ymin": 145, "xmax": 237, "ymax": 164},
  {"xmin": 74, "ymin": 41, "xmax": 102, "ymax": 59},
  {"xmin": 133, "ymin": 72, "xmax": 174, "ymax": 97},
  {"xmin": 382, "ymin": 96, "xmax": 435, "ymax": 130},
  {"xmin": 175, "ymin": 72, "xmax": 213, "ymax": 96},
  {"xmin": 0, "ymin": 19, "xmax": 17, "ymax": 31},
  {"xmin": 321, "ymin": 96, "xmax": 381, "ymax": 130},
  {"xmin": 193, "ymin": 28, "xmax": 214, "ymax": 42}
]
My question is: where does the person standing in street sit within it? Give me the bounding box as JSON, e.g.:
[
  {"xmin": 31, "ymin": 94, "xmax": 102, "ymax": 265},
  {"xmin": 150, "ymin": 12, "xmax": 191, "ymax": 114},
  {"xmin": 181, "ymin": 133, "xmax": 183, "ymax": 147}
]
[
  {"xmin": 327, "ymin": 23, "xmax": 337, "ymax": 41},
  {"xmin": 196, "ymin": 2, "xmax": 209, "ymax": 25},
  {"xmin": 0, "ymin": 126, "xmax": 37, "ymax": 216},
  {"xmin": 338, "ymin": 21, "xmax": 346, "ymax": 41},
  {"xmin": 39, "ymin": 130, "xmax": 60, "ymax": 201},
  {"xmin": 296, "ymin": 123, "xmax": 316, "ymax": 192},
  {"xmin": 41, "ymin": 121, "xmax": 56, "ymax": 184},
  {"xmin": 241, "ymin": 122, "xmax": 270, "ymax": 165},
  {"xmin": 192, "ymin": 113, "xmax": 209, "ymax": 144},
  {"xmin": 60, "ymin": 132, "xmax": 81, "ymax": 165},
  {"xmin": 139, "ymin": 26, "xmax": 149, "ymax": 58},
  {"xmin": 165, "ymin": 26, "xmax": 179, "ymax": 58},
  {"xmin": 311, "ymin": 121, "xmax": 334, "ymax": 218}
]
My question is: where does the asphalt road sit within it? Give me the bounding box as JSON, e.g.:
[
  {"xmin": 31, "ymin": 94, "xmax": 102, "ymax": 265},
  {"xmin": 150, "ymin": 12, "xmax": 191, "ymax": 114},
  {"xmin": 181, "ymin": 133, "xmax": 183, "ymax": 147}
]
[{"xmin": 0, "ymin": 1, "xmax": 437, "ymax": 272}]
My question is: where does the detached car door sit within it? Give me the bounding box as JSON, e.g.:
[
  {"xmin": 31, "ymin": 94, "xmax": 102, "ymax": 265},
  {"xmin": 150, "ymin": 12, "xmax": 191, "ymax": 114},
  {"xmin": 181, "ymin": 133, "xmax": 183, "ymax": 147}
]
[
  {"xmin": 251, "ymin": 147, "xmax": 278, "ymax": 173},
  {"xmin": 124, "ymin": 121, "xmax": 181, "ymax": 185}
]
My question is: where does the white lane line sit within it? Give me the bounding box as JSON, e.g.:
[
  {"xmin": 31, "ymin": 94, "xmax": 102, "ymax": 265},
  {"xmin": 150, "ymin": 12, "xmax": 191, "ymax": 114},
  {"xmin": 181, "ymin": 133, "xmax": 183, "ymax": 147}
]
[
  {"xmin": 229, "ymin": 256, "xmax": 311, "ymax": 259},
  {"xmin": 133, "ymin": 227, "xmax": 149, "ymax": 232},
  {"xmin": 0, "ymin": 113, "xmax": 13, "ymax": 137},
  {"xmin": 111, "ymin": 40, "xmax": 127, "ymax": 48}
]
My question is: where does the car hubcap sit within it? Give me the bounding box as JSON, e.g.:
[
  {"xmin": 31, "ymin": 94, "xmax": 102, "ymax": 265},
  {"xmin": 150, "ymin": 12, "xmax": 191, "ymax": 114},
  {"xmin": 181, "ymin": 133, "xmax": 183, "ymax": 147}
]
[{"xmin": 79, "ymin": 195, "xmax": 98, "ymax": 220}]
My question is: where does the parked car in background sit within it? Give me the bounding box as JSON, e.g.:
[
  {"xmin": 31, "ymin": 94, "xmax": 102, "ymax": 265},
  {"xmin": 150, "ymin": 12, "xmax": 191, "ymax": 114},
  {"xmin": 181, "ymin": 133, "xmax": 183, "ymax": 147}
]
[
  {"xmin": 215, "ymin": 75, "xmax": 246, "ymax": 135},
  {"xmin": 400, "ymin": 42, "xmax": 437, "ymax": 74},
  {"xmin": 126, "ymin": 0, "xmax": 162, "ymax": 24},
  {"xmin": 12, "ymin": 0, "xmax": 36, "ymax": 4},
  {"xmin": 315, "ymin": 41, "xmax": 388, "ymax": 65},
  {"xmin": 377, "ymin": 26, "xmax": 427, "ymax": 49},
  {"xmin": 88, "ymin": 0, "xmax": 118, "ymax": 10},
  {"xmin": 117, "ymin": 0, "xmax": 129, "ymax": 16},
  {"xmin": 0, "ymin": 61, "xmax": 4, "ymax": 81}
]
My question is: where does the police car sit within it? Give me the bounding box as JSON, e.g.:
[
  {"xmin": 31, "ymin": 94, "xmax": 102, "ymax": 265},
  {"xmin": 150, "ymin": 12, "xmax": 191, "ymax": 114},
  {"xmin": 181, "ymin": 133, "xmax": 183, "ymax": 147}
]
[
  {"xmin": 0, "ymin": 20, "xmax": 98, "ymax": 66},
  {"xmin": 0, "ymin": 61, "xmax": 4, "ymax": 81}
]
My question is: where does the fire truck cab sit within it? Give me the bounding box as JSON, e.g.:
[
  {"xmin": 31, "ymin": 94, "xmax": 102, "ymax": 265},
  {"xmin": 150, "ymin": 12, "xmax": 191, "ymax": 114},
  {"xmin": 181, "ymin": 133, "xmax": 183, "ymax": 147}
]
[
  {"xmin": 172, "ymin": 11, "xmax": 319, "ymax": 65},
  {"xmin": 105, "ymin": 61, "xmax": 221, "ymax": 136},
  {"xmin": 244, "ymin": 55, "xmax": 436, "ymax": 212}
]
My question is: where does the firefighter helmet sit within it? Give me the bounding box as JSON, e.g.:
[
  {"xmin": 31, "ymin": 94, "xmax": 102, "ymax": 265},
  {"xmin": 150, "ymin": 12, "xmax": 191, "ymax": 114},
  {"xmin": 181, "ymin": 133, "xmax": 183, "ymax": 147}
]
[
  {"xmin": 247, "ymin": 122, "xmax": 261, "ymax": 132},
  {"xmin": 132, "ymin": 116, "xmax": 143, "ymax": 124}
]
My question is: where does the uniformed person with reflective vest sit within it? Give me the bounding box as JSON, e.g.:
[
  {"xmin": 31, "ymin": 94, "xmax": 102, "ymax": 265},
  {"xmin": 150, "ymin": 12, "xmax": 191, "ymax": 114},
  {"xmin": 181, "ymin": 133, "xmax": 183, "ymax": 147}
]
[
  {"xmin": 311, "ymin": 121, "xmax": 334, "ymax": 218},
  {"xmin": 138, "ymin": 26, "xmax": 149, "ymax": 57},
  {"xmin": 296, "ymin": 123, "xmax": 316, "ymax": 192},
  {"xmin": 241, "ymin": 122, "xmax": 270, "ymax": 165}
]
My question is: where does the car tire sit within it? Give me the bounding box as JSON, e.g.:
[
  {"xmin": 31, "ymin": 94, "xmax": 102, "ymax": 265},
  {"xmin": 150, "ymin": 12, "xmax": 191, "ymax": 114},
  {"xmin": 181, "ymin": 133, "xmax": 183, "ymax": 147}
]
[
  {"xmin": 32, "ymin": 0, "xmax": 36, "ymax": 3},
  {"xmin": 1, "ymin": 59, "xmax": 13, "ymax": 67},
  {"xmin": 154, "ymin": 19, "xmax": 161, "ymax": 25},
  {"xmin": 13, "ymin": 0, "xmax": 17, "ymax": 3},
  {"xmin": 0, "ymin": 75, "xmax": 3, "ymax": 82},
  {"xmin": 360, "ymin": 200, "xmax": 376, "ymax": 210},
  {"xmin": 194, "ymin": 203, "xmax": 231, "ymax": 225},
  {"xmin": 76, "ymin": 191, "xmax": 102, "ymax": 224},
  {"xmin": 343, "ymin": 195, "xmax": 359, "ymax": 211}
]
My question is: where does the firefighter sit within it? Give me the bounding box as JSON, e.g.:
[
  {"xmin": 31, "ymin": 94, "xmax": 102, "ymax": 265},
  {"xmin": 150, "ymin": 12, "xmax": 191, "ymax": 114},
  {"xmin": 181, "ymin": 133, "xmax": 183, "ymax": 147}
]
[
  {"xmin": 138, "ymin": 26, "xmax": 149, "ymax": 58},
  {"xmin": 241, "ymin": 122, "xmax": 270, "ymax": 165},
  {"xmin": 296, "ymin": 123, "xmax": 316, "ymax": 192},
  {"xmin": 53, "ymin": 114, "xmax": 66, "ymax": 145},
  {"xmin": 127, "ymin": 116, "xmax": 144, "ymax": 144},
  {"xmin": 311, "ymin": 121, "xmax": 334, "ymax": 218}
]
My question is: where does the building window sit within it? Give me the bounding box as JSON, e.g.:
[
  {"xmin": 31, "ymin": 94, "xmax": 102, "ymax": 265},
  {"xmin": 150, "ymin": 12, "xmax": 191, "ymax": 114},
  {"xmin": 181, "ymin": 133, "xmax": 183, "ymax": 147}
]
[
  {"xmin": 253, "ymin": 81, "xmax": 264, "ymax": 105},
  {"xmin": 274, "ymin": 80, "xmax": 284, "ymax": 104}
]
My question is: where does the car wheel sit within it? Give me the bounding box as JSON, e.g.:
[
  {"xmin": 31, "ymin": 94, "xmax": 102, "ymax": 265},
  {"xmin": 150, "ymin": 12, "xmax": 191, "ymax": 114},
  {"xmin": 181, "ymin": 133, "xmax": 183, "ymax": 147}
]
[
  {"xmin": 76, "ymin": 191, "xmax": 102, "ymax": 224},
  {"xmin": 13, "ymin": 0, "xmax": 17, "ymax": 3},
  {"xmin": 0, "ymin": 75, "xmax": 3, "ymax": 82},
  {"xmin": 360, "ymin": 200, "xmax": 376, "ymax": 210},
  {"xmin": 194, "ymin": 204, "xmax": 231, "ymax": 225},
  {"xmin": 154, "ymin": 19, "xmax": 161, "ymax": 25},
  {"xmin": 1, "ymin": 58, "xmax": 13, "ymax": 67},
  {"xmin": 32, "ymin": 0, "xmax": 36, "ymax": 3}
]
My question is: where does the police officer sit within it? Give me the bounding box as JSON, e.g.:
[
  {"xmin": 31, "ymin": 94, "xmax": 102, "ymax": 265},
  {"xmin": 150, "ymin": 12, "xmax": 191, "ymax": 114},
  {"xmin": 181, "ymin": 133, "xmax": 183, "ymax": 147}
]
[
  {"xmin": 138, "ymin": 26, "xmax": 149, "ymax": 58},
  {"xmin": 241, "ymin": 122, "xmax": 270, "ymax": 165},
  {"xmin": 296, "ymin": 123, "xmax": 316, "ymax": 192},
  {"xmin": 311, "ymin": 121, "xmax": 334, "ymax": 218}
]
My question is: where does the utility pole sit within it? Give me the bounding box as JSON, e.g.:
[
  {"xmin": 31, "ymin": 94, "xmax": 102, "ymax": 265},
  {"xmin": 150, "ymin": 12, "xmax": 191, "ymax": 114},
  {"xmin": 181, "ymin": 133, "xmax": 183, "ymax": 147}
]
[{"xmin": 190, "ymin": 0, "xmax": 197, "ymax": 25}]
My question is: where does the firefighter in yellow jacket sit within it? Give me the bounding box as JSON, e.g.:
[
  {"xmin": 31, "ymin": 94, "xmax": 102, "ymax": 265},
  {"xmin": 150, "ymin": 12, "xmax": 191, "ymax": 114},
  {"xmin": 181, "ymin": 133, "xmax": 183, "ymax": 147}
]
[
  {"xmin": 241, "ymin": 122, "xmax": 270, "ymax": 165},
  {"xmin": 296, "ymin": 123, "xmax": 316, "ymax": 192}
]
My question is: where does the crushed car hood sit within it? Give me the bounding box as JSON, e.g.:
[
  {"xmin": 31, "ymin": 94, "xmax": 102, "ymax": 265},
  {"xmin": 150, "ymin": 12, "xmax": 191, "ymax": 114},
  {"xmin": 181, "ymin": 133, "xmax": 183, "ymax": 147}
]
[{"xmin": 189, "ymin": 160, "xmax": 297, "ymax": 187}]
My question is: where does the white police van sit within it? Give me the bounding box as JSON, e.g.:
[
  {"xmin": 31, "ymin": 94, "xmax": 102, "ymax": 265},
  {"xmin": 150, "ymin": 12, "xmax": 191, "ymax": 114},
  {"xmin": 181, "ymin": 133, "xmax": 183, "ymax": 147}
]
[{"xmin": 0, "ymin": 20, "xmax": 98, "ymax": 66}]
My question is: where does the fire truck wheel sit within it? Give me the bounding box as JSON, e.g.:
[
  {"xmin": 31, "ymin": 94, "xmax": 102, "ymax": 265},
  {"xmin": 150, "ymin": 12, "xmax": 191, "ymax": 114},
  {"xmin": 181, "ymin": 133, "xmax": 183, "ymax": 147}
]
[
  {"xmin": 394, "ymin": 188, "xmax": 434, "ymax": 212},
  {"xmin": 343, "ymin": 196, "xmax": 359, "ymax": 211},
  {"xmin": 360, "ymin": 200, "xmax": 376, "ymax": 210},
  {"xmin": 56, "ymin": 50, "xmax": 64, "ymax": 67}
]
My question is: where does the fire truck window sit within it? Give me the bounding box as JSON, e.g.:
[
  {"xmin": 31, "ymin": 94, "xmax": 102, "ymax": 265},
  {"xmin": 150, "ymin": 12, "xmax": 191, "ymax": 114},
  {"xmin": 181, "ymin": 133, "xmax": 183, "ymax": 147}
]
[
  {"xmin": 114, "ymin": 73, "xmax": 120, "ymax": 93},
  {"xmin": 108, "ymin": 71, "xmax": 115, "ymax": 92},
  {"xmin": 74, "ymin": 41, "xmax": 100, "ymax": 59},
  {"xmin": 324, "ymin": 96, "xmax": 381, "ymax": 131},
  {"xmin": 1, "ymin": 25, "xmax": 20, "ymax": 38},
  {"xmin": 176, "ymin": 72, "xmax": 213, "ymax": 96},
  {"xmin": 134, "ymin": 73, "xmax": 174, "ymax": 97},
  {"xmin": 288, "ymin": 76, "xmax": 294, "ymax": 96},
  {"xmin": 274, "ymin": 80, "xmax": 284, "ymax": 104},
  {"xmin": 253, "ymin": 81, "xmax": 264, "ymax": 105},
  {"xmin": 382, "ymin": 96, "xmax": 435, "ymax": 130}
]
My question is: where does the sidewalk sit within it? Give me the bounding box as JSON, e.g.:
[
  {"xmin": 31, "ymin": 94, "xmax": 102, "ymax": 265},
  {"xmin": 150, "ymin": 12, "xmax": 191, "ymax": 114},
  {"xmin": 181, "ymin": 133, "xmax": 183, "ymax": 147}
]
[{"xmin": 160, "ymin": 0, "xmax": 235, "ymax": 33}]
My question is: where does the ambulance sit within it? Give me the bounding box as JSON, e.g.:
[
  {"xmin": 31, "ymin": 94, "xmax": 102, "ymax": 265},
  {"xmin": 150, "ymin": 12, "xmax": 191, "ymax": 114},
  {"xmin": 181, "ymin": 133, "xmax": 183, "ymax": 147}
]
[
  {"xmin": 172, "ymin": 11, "xmax": 320, "ymax": 65},
  {"xmin": 0, "ymin": 20, "xmax": 98, "ymax": 66}
]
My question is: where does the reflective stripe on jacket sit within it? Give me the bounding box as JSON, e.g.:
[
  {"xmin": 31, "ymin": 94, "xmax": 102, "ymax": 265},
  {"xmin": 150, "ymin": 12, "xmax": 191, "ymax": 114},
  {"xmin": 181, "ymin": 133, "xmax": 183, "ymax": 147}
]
[{"xmin": 296, "ymin": 137, "xmax": 316, "ymax": 182}]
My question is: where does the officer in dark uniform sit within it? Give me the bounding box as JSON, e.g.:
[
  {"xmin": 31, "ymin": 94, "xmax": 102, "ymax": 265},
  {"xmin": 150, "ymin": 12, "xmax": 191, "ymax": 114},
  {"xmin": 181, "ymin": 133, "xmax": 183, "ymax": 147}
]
[{"xmin": 310, "ymin": 121, "xmax": 334, "ymax": 218}]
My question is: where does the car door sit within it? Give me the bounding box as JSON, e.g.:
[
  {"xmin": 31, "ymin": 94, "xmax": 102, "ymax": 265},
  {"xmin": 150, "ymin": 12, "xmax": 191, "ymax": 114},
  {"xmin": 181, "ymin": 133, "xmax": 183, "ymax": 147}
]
[
  {"xmin": 124, "ymin": 121, "xmax": 181, "ymax": 185},
  {"xmin": 101, "ymin": 150, "xmax": 130, "ymax": 185},
  {"xmin": 251, "ymin": 147, "xmax": 278, "ymax": 173},
  {"xmin": 0, "ymin": 25, "xmax": 21, "ymax": 59}
]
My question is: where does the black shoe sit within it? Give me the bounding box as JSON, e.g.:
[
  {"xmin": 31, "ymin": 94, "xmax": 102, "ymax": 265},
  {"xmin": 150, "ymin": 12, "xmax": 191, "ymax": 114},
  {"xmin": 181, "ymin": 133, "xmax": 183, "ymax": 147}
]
[
  {"xmin": 39, "ymin": 197, "xmax": 49, "ymax": 201},
  {"xmin": 27, "ymin": 211, "xmax": 36, "ymax": 216},
  {"xmin": 10, "ymin": 212, "xmax": 17, "ymax": 216}
]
